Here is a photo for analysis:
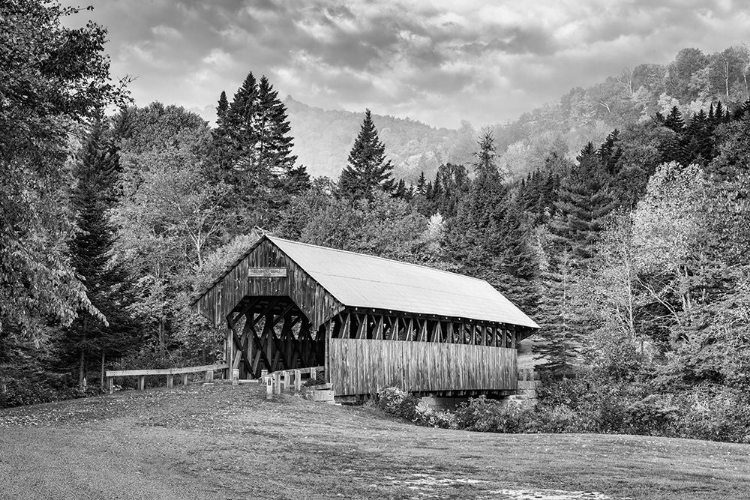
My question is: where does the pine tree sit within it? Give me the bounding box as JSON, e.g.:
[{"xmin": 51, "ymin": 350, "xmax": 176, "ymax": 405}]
[
  {"xmin": 714, "ymin": 101, "xmax": 725, "ymax": 123},
  {"xmin": 416, "ymin": 171, "xmax": 427, "ymax": 195},
  {"xmin": 549, "ymin": 142, "xmax": 616, "ymax": 267},
  {"xmin": 395, "ymin": 179, "xmax": 407, "ymax": 199},
  {"xmin": 597, "ymin": 129, "xmax": 622, "ymax": 175},
  {"xmin": 434, "ymin": 162, "xmax": 470, "ymax": 218},
  {"xmin": 211, "ymin": 72, "xmax": 307, "ymax": 229},
  {"xmin": 339, "ymin": 109, "xmax": 395, "ymax": 200},
  {"xmin": 445, "ymin": 131, "xmax": 538, "ymax": 310},
  {"xmin": 664, "ymin": 106, "xmax": 685, "ymax": 133},
  {"xmin": 533, "ymin": 250, "xmax": 583, "ymax": 375},
  {"xmin": 223, "ymin": 72, "xmax": 299, "ymax": 189},
  {"xmin": 488, "ymin": 204, "xmax": 539, "ymax": 313},
  {"xmin": 682, "ymin": 109, "xmax": 714, "ymax": 165},
  {"xmin": 63, "ymin": 117, "xmax": 138, "ymax": 388},
  {"xmin": 255, "ymin": 75, "xmax": 298, "ymax": 181},
  {"xmin": 216, "ymin": 90, "xmax": 229, "ymax": 129}
]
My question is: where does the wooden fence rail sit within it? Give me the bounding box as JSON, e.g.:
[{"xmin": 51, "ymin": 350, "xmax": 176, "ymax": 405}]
[
  {"xmin": 262, "ymin": 365, "xmax": 325, "ymax": 397},
  {"xmin": 105, "ymin": 363, "xmax": 229, "ymax": 394}
]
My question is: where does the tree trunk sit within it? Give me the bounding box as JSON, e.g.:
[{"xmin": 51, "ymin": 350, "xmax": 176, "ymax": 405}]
[
  {"xmin": 158, "ymin": 316, "xmax": 166, "ymax": 352},
  {"xmin": 78, "ymin": 317, "xmax": 88, "ymax": 389},
  {"xmin": 100, "ymin": 351, "xmax": 105, "ymax": 390},
  {"xmin": 78, "ymin": 349, "xmax": 86, "ymax": 389}
]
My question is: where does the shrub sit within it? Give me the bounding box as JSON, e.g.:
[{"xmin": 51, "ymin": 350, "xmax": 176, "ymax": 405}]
[
  {"xmin": 303, "ymin": 370, "xmax": 326, "ymax": 387},
  {"xmin": 376, "ymin": 387, "xmax": 421, "ymax": 421},
  {"xmin": 622, "ymin": 394, "xmax": 680, "ymax": 436},
  {"xmin": 531, "ymin": 405, "xmax": 589, "ymax": 433},
  {"xmin": 674, "ymin": 385, "xmax": 750, "ymax": 443},
  {"xmin": 454, "ymin": 397, "xmax": 533, "ymax": 433},
  {"xmin": 0, "ymin": 375, "xmax": 99, "ymax": 409}
]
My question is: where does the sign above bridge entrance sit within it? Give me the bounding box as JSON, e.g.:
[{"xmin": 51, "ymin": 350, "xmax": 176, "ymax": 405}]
[{"xmin": 247, "ymin": 267, "xmax": 288, "ymax": 278}]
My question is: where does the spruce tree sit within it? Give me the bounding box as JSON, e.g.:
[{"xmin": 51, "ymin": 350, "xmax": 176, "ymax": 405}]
[
  {"xmin": 339, "ymin": 109, "xmax": 395, "ymax": 200},
  {"xmin": 446, "ymin": 131, "xmax": 538, "ymax": 311},
  {"xmin": 255, "ymin": 76, "xmax": 298, "ymax": 180},
  {"xmin": 416, "ymin": 171, "xmax": 427, "ymax": 195},
  {"xmin": 63, "ymin": 117, "xmax": 138, "ymax": 387},
  {"xmin": 533, "ymin": 250, "xmax": 581, "ymax": 375},
  {"xmin": 549, "ymin": 142, "xmax": 616, "ymax": 267},
  {"xmin": 211, "ymin": 72, "xmax": 307, "ymax": 229},
  {"xmin": 395, "ymin": 179, "xmax": 407, "ymax": 199},
  {"xmin": 216, "ymin": 90, "xmax": 229, "ymax": 129},
  {"xmin": 434, "ymin": 162, "xmax": 470, "ymax": 218}
]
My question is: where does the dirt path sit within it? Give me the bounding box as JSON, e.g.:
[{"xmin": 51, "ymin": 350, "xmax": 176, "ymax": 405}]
[{"xmin": 1, "ymin": 383, "xmax": 749, "ymax": 499}]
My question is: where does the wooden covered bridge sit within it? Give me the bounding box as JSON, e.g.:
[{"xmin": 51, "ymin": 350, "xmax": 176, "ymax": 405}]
[{"xmin": 192, "ymin": 235, "xmax": 538, "ymax": 399}]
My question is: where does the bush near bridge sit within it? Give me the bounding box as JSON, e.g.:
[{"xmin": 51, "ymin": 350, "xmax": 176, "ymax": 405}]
[{"xmin": 376, "ymin": 377, "xmax": 750, "ymax": 444}]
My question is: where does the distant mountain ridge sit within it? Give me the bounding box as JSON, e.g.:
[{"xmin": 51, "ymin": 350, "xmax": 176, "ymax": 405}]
[{"xmin": 286, "ymin": 44, "xmax": 750, "ymax": 183}]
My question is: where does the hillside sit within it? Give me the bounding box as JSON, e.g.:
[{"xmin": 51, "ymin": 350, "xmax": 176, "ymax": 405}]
[
  {"xmin": 2, "ymin": 383, "xmax": 749, "ymax": 499},
  {"xmin": 288, "ymin": 45, "xmax": 750, "ymax": 183}
]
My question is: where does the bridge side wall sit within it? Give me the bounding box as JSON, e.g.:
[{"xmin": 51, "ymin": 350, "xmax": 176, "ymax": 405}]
[{"xmin": 329, "ymin": 339, "xmax": 517, "ymax": 396}]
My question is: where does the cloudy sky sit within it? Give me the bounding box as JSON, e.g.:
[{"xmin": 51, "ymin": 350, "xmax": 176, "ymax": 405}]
[{"xmin": 63, "ymin": 0, "xmax": 748, "ymax": 129}]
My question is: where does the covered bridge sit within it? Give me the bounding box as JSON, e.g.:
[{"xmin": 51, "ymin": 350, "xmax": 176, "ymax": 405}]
[{"xmin": 192, "ymin": 235, "xmax": 538, "ymax": 398}]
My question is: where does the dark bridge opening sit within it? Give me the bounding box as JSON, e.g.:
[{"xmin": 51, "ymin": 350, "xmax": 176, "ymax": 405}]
[{"xmin": 227, "ymin": 295, "xmax": 324, "ymax": 379}]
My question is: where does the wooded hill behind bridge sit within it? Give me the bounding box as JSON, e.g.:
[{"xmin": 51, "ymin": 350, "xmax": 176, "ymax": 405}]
[{"xmin": 192, "ymin": 235, "xmax": 538, "ymax": 398}]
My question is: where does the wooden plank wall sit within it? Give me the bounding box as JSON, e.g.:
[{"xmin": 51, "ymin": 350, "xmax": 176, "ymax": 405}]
[
  {"xmin": 194, "ymin": 239, "xmax": 344, "ymax": 329},
  {"xmin": 329, "ymin": 339, "xmax": 517, "ymax": 396}
]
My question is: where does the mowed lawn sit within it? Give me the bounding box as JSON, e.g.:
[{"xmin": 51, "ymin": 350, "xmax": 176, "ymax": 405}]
[{"xmin": 1, "ymin": 383, "xmax": 749, "ymax": 500}]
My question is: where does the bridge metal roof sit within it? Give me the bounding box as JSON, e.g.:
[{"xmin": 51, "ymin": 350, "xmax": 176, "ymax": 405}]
[{"xmin": 267, "ymin": 236, "xmax": 538, "ymax": 329}]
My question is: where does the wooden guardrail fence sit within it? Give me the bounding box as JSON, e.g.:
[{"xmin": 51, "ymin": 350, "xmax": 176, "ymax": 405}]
[
  {"xmin": 262, "ymin": 366, "xmax": 325, "ymax": 398},
  {"xmin": 105, "ymin": 363, "xmax": 229, "ymax": 394}
]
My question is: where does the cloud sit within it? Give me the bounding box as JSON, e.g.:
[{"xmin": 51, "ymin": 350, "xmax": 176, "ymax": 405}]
[{"xmin": 61, "ymin": 0, "xmax": 750, "ymax": 129}]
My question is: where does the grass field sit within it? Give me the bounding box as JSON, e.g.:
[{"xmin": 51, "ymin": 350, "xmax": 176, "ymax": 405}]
[{"xmin": 1, "ymin": 382, "xmax": 749, "ymax": 499}]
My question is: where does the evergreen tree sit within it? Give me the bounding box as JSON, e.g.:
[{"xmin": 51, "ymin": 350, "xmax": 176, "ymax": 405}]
[
  {"xmin": 664, "ymin": 105, "xmax": 685, "ymax": 133},
  {"xmin": 434, "ymin": 162, "xmax": 470, "ymax": 218},
  {"xmin": 549, "ymin": 142, "xmax": 616, "ymax": 267},
  {"xmin": 445, "ymin": 131, "xmax": 538, "ymax": 310},
  {"xmin": 533, "ymin": 250, "xmax": 581, "ymax": 375},
  {"xmin": 597, "ymin": 129, "xmax": 622, "ymax": 175},
  {"xmin": 682, "ymin": 109, "xmax": 714, "ymax": 165},
  {"xmin": 64, "ymin": 118, "xmax": 138, "ymax": 387},
  {"xmin": 488, "ymin": 203, "xmax": 539, "ymax": 313},
  {"xmin": 416, "ymin": 171, "xmax": 427, "ymax": 195},
  {"xmin": 714, "ymin": 101, "xmax": 725, "ymax": 123},
  {"xmin": 216, "ymin": 90, "xmax": 229, "ymax": 129},
  {"xmin": 339, "ymin": 109, "xmax": 395, "ymax": 200},
  {"xmin": 210, "ymin": 72, "xmax": 307, "ymax": 229},
  {"xmin": 395, "ymin": 179, "xmax": 407, "ymax": 199},
  {"xmin": 255, "ymin": 75, "xmax": 298, "ymax": 180}
]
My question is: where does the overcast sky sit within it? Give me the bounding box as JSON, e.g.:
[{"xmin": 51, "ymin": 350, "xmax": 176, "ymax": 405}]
[{"xmin": 63, "ymin": 0, "xmax": 748, "ymax": 129}]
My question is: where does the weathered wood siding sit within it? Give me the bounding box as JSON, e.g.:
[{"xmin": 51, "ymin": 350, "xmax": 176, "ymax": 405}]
[
  {"xmin": 329, "ymin": 339, "xmax": 517, "ymax": 396},
  {"xmin": 195, "ymin": 239, "xmax": 344, "ymax": 329}
]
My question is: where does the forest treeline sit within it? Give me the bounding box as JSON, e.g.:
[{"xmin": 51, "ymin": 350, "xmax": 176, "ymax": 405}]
[{"xmin": 2, "ymin": 1, "xmax": 750, "ymax": 443}]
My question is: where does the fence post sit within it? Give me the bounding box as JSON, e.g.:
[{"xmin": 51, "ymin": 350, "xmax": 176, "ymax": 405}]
[
  {"xmin": 205, "ymin": 369, "xmax": 214, "ymax": 383},
  {"xmin": 266, "ymin": 376, "xmax": 273, "ymax": 400},
  {"xmin": 273, "ymin": 373, "xmax": 281, "ymax": 395},
  {"xmin": 310, "ymin": 368, "xmax": 317, "ymax": 384},
  {"xmin": 166, "ymin": 375, "xmax": 174, "ymax": 389},
  {"xmin": 107, "ymin": 377, "xmax": 114, "ymax": 395},
  {"xmin": 182, "ymin": 373, "xmax": 189, "ymax": 386},
  {"xmin": 294, "ymin": 370, "xmax": 302, "ymax": 391},
  {"xmin": 138, "ymin": 376, "xmax": 145, "ymax": 391}
]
